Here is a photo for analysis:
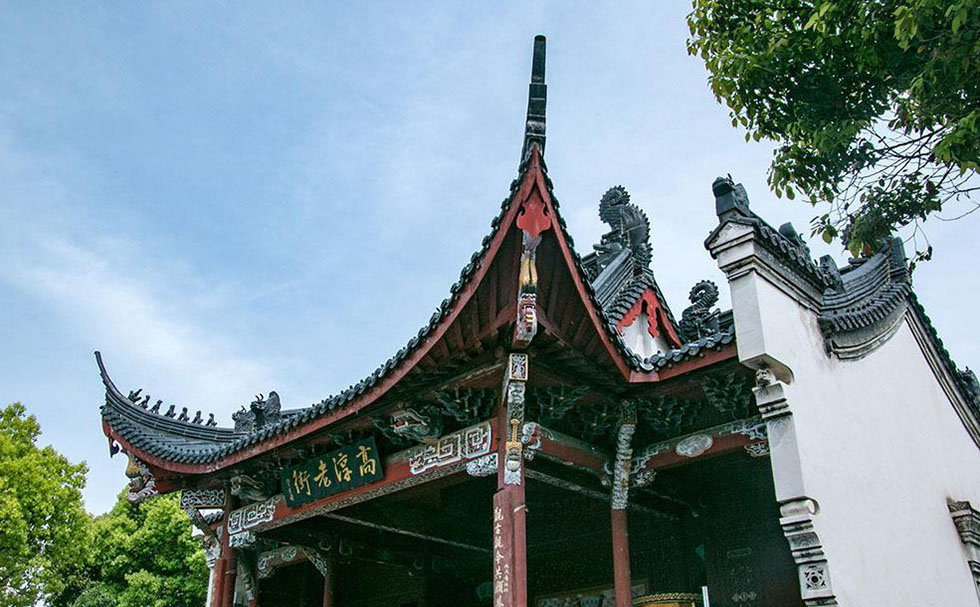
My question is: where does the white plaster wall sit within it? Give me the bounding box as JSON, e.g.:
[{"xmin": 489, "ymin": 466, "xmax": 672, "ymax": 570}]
[
  {"xmin": 620, "ymin": 311, "xmax": 671, "ymax": 361},
  {"xmin": 731, "ymin": 273, "xmax": 980, "ymax": 605}
]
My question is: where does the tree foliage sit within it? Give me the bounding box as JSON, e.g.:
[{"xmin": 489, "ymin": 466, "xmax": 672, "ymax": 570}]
[
  {"xmin": 64, "ymin": 492, "xmax": 209, "ymax": 607},
  {"xmin": 0, "ymin": 403, "xmax": 89, "ymax": 607},
  {"xmin": 687, "ymin": 0, "xmax": 980, "ymax": 259}
]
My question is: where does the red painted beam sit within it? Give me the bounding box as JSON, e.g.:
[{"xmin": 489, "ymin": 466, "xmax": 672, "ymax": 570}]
[
  {"xmin": 531, "ymin": 425, "xmax": 610, "ymax": 474},
  {"xmin": 630, "ymin": 417, "xmax": 767, "ymax": 477},
  {"xmin": 230, "ymin": 422, "xmax": 495, "ymax": 535}
]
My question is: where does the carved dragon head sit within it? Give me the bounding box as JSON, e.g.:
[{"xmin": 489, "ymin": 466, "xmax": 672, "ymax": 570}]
[
  {"xmin": 595, "ymin": 185, "xmax": 652, "ymax": 270},
  {"xmin": 391, "ymin": 407, "xmax": 443, "ymax": 443}
]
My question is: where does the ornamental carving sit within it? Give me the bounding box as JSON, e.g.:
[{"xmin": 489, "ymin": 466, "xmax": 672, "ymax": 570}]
[
  {"xmin": 257, "ymin": 545, "xmax": 302, "ymax": 578},
  {"xmin": 678, "ymin": 280, "xmax": 721, "ymax": 342},
  {"xmin": 526, "ymin": 385, "xmax": 588, "ymax": 427},
  {"xmin": 230, "ymin": 473, "xmax": 274, "ymax": 504},
  {"xmin": 180, "ymin": 488, "xmax": 226, "ymax": 509},
  {"xmin": 233, "ymin": 391, "xmax": 282, "ymax": 433},
  {"xmin": 948, "ymin": 499, "xmax": 980, "ymax": 591},
  {"xmin": 465, "ymin": 453, "xmax": 498, "ymax": 477},
  {"xmin": 611, "ymin": 403, "xmax": 637, "ymax": 510},
  {"xmin": 744, "ymin": 441, "xmax": 771, "ymax": 458},
  {"xmin": 702, "ymin": 372, "xmax": 755, "ymax": 420},
  {"xmin": 595, "ymin": 185, "xmax": 652, "ymax": 272},
  {"xmin": 675, "ymin": 434, "xmax": 713, "ymax": 458},
  {"xmin": 227, "ymin": 495, "xmax": 281, "ymax": 535},
  {"xmin": 639, "ymin": 395, "xmax": 702, "ymax": 438},
  {"xmin": 434, "ymin": 388, "xmax": 496, "ymax": 426},
  {"xmin": 389, "ymin": 407, "xmax": 443, "ymax": 443},
  {"xmin": 124, "ymin": 454, "xmax": 159, "ymax": 504},
  {"xmin": 504, "ymin": 379, "xmax": 527, "ymax": 486},
  {"xmin": 780, "ymin": 498, "xmax": 838, "ymax": 605},
  {"xmin": 229, "ymin": 531, "xmax": 257, "ymax": 549},
  {"xmin": 408, "ymin": 422, "xmax": 493, "ymax": 475}
]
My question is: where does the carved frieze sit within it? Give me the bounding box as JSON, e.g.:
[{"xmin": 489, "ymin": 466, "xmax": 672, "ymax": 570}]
[
  {"xmin": 466, "ymin": 453, "xmax": 499, "ymax": 477},
  {"xmin": 227, "ymin": 495, "xmax": 281, "ymax": 536},
  {"xmin": 180, "ymin": 488, "xmax": 226, "ymax": 509},
  {"xmin": 408, "ymin": 421, "xmax": 493, "ymax": 475}
]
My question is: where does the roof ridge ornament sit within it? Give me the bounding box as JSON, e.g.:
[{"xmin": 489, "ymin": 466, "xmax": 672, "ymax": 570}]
[
  {"xmin": 595, "ymin": 185, "xmax": 653, "ymax": 273},
  {"xmin": 521, "ymin": 35, "xmax": 547, "ymax": 162}
]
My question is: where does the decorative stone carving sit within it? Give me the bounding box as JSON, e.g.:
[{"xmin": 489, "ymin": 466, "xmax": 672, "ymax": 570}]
[
  {"xmin": 227, "ymin": 495, "xmax": 281, "ymax": 535},
  {"xmin": 712, "ymin": 175, "xmax": 751, "ymax": 218},
  {"xmin": 124, "ymin": 454, "xmax": 159, "ymax": 504},
  {"xmin": 755, "ymin": 366, "xmax": 777, "ymax": 388},
  {"xmin": 233, "ymin": 391, "xmax": 282, "ymax": 433},
  {"xmin": 390, "ymin": 407, "xmax": 443, "ymax": 443},
  {"xmin": 229, "ymin": 473, "xmax": 273, "ymax": 504},
  {"xmin": 948, "ymin": 499, "xmax": 980, "ymax": 595},
  {"xmin": 526, "ymin": 384, "xmax": 588, "ymax": 426},
  {"xmin": 744, "ymin": 441, "xmax": 771, "ymax": 458},
  {"xmin": 678, "ymin": 280, "xmax": 721, "ymax": 342},
  {"xmin": 434, "ymin": 388, "xmax": 496, "ymax": 425},
  {"xmin": 702, "ymin": 372, "xmax": 755, "ymax": 420},
  {"xmin": 508, "ymin": 353, "xmax": 529, "ymax": 382},
  {"xmin": 594, "ymin": 185, "xmax": 652, "ymax": 273},
  {"xmin": 639, "ymin": 395, "xmax": 702, "ymax": 437},
  {"xmin": 229, "ymin": 530, "xmax": 257, "ymax": 549},
  {"xmin": 780, "ymin": 498, "xmax": 838, "ymax": 606},
  {"xmin": 465, "ymin": 453, "xmax": 498, "ymax": 477},
  {"xmin": 675, "ymin": 434, "xmax": 713, "ymax": 458},
  {"xmin": 180, "ymin": 488, "xmax": 226, "ymax": 509},
  {"xmin": 611, "ymin": 402, "xmax": 637, "ymax": 510},
  {"xmin": 503, "ymin": 376, "xmax": 527, "ymax": 486},
  {"xmin": 407, "ymin": 421, "xmax": 493, "ymax": 475}
]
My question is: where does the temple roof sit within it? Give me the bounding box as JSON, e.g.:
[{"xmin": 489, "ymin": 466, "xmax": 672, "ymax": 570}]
[
  {"xmin": 93, "ymin": 38, "xmax": 737, "ymax": 473},
  {"xmin": 97, "ymin": 153, "xmax": 736, "ymax": 467}
]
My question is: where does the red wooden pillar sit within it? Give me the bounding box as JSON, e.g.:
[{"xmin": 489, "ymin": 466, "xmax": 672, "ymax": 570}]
[
  {"xmin": 610, "ymin": 404, "xmax": 636, "ymax": 607},
  {"xmin": 220, "ymin": 549, "xmax": 238, "ymax": 607},
  {"xmin": 321, "ymin": 562, "xmax": 332, "ymax": 607},
  {"xmin": 217, "ymin": 498, "xmax": 238, "ymax": 607},
  {"xmin": 611, "ymin": 508, "xmax": 632, "ymax": 607},
  {"xmin": 494, "ymin": 354, "xmax": 529, "ymax": 607},
  {"xmin": 209, "ymin": 557, "xmax": 226, "ymax": 607}
]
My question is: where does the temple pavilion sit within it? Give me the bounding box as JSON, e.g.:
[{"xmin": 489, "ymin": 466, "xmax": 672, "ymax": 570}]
[{"xmin": 97, "ymin": 37, "xmax": 980, "ymax": 607}]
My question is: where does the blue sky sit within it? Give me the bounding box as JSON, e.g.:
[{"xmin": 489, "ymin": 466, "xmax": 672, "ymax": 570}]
[{"xmin": 1, "ymin": 3, "xmax": 977, "ymax": 514}]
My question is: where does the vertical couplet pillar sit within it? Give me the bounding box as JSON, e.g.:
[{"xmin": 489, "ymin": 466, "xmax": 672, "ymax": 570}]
[
  {"xmin": 611, "ymin": 509, "xmax": 632, "ymax": 607},
  {"xmin": 218, "ymin": 497, "xmax": 238, "ymax": 607},
  {"xmin": 611, "ymin": 403, "xmax": 637, "ymax": 607},
  {"xmin": 493, "ymin": 353, "xmax": 529, "ymax": 607},
  {"xmin": 321, "ymin": 561, "xmax": 332, "ymax": 607}
]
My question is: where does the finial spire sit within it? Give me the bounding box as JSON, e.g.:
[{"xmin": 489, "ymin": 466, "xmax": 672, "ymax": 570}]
[{"xmin": 521, "ymin": 35, "xmax": 547, "ymax": 162}]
